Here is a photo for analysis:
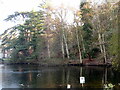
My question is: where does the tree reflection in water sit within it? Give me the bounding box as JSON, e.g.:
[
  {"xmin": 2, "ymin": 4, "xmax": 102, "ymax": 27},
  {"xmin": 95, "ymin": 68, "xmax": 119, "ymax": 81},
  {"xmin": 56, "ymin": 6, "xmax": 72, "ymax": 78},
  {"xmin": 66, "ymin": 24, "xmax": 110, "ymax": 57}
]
[{"xmin": 1, "ymin": 65, "xmax": 120, "ymax": 89}]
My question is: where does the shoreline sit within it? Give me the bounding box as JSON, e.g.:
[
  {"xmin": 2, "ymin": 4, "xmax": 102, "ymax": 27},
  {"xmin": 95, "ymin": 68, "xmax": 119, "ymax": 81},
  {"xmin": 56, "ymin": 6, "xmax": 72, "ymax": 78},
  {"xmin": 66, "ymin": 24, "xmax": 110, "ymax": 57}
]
[
  {"xmin": 2, "ymin": 62, "xmax": 112, "ymax": 67},
  {"xmin": 1, "ymin": 58, "xmax": 112, "ymax": 67}
]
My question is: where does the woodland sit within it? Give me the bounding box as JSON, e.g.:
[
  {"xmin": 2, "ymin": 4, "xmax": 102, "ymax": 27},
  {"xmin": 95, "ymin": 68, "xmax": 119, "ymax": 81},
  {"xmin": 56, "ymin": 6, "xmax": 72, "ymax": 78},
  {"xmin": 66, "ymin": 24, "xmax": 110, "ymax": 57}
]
[{"xmin": 0, "ymin": 1, "xmax": 120, "ymax": 70}]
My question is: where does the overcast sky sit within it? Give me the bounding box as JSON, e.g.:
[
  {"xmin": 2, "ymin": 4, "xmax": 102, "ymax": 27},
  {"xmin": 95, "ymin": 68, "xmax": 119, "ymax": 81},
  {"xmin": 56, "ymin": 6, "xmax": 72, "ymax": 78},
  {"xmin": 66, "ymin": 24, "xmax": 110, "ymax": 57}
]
[
  {"xmin": 0, "ymin": 0, "xmax": 82, "ymax": 34},
  {"xmin": 0, "ymin": 0, "xmax": 41, "ymax": 34},
  {"xmin": 0, "ymin": 0, "xmax": 109, "ymax": 35}
]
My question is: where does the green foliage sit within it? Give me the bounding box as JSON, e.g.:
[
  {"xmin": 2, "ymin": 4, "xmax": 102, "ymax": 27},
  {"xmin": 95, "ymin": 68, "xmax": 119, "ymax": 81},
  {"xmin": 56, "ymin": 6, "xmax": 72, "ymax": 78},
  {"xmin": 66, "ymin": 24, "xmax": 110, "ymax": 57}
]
[
  {"xmin": 80, "ymin": 2, "xmax": 94, "ymax": 58},
  {"xmin": 109, "ymin": 29, "xmax": 119, "ymax": 69},
  {"xmin": 0, "ymin": 1, "xmax": 119, "ymax": 69},
  {"xmin": 1, "ymin": 10, "xmax": 45, "ymax": 62}
]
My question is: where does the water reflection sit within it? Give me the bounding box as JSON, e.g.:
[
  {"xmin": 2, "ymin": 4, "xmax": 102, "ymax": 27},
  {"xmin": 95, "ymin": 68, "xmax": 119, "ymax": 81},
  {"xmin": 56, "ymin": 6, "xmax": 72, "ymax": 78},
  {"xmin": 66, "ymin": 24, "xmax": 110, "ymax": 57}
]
[{"xmin": 1, "ymin": 65, "xmax": 120, "ymax": 89}]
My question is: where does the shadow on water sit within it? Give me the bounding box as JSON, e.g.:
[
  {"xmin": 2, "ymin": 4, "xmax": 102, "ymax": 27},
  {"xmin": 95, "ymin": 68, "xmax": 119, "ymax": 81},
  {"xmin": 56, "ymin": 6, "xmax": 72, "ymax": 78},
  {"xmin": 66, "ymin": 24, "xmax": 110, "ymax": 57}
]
[{"xmin": 1, "ymin": 65, "xmax": 120, "ymax": 89}]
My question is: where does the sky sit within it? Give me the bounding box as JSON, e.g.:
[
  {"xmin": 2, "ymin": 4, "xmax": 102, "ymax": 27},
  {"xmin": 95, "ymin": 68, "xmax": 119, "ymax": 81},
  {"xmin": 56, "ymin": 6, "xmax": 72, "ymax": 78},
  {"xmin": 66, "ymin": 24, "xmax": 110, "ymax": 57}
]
[
  {"xmin": 0, "ymin": 0, "xmax": 109, "ymax": 35},
  {"xmin": 0, "ymin": 0, "xmax": 82, "ymax": 34},
  {"xmin": 0, "ymin": 0, "xmax": 41, "ymax": 34}
]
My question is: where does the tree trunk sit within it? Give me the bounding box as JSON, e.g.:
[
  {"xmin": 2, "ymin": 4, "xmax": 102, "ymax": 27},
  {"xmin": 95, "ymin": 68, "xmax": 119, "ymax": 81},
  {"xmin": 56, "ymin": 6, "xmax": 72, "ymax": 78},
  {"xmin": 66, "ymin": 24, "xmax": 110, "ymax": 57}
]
[
  {"xmin": 2, "ymin": 49, "xmax": 5, "ymax": 58},
  {"xmin": 63, "ymin": 29, "xmax": 70, "ymax": 59},
  {"xmin": 81, "ymin": 33, "xmax": 86, "ymax": 53},
  {"xmin": 47, "ymin": 39, "xmax": 51, "ymax": 58},
  {"xmin": 102, "ymin": 34, "xmax": 107, "ymax": 63},
  {"xmin": 97, "ymin": 14, "xmax": 107, "ymax": 64},
  {"xmin": 46, "ymin": 19, "xmax": 51, "ymax": 58},
  {"xmin": 76, "ymin": 28, "xmax": 82, "ymax": 64},
  {"xmin": 98, "ymin": 33, "xmax": 103, "ymax": 53},
  {"xmin": 87, "ymin": 53, "xmax": 92, "ymax": 61},
  {"xmin": 61, "ymin": 36, "xmax": 65, "ymax": 59}
]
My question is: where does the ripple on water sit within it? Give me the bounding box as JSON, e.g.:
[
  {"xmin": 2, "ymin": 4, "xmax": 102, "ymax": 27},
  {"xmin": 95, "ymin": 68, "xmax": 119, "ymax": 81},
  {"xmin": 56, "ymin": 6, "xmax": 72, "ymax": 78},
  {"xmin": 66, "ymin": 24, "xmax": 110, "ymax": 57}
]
[{"xmin": 2, "ymin": 70, "xmax": 41, "ymax": 74}]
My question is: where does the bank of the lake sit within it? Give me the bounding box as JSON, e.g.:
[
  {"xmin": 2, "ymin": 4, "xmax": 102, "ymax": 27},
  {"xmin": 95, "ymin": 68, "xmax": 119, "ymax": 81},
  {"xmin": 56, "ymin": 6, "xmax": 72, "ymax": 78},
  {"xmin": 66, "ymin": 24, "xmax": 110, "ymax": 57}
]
[{"xmin": 2, "ymin": 58, "xmax": 112, "ymax": 67}]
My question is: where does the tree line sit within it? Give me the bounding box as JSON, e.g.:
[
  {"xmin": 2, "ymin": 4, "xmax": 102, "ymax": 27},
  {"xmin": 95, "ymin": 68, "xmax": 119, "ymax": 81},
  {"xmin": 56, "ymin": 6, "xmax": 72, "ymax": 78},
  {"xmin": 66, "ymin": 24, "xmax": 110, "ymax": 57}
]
[{"xmin": 0, "ymin": 1, "xmax": 119, "ymax": 69}]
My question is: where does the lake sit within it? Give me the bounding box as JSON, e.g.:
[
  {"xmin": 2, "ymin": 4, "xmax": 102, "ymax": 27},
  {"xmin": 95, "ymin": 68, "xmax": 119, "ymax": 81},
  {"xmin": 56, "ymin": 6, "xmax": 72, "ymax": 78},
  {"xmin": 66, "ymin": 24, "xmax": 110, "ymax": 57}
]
[{"xmin": 0, "ymin": 64, "xmax": 120, "ymax": 89}]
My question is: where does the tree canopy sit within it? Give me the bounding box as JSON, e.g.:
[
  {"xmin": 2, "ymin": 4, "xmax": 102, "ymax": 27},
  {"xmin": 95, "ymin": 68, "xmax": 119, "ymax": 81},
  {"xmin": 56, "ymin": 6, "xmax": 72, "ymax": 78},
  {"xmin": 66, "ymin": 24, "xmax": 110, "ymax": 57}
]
[{"xmin": 0, "ymin": 1, "xmax": 119, "ymax": 69}]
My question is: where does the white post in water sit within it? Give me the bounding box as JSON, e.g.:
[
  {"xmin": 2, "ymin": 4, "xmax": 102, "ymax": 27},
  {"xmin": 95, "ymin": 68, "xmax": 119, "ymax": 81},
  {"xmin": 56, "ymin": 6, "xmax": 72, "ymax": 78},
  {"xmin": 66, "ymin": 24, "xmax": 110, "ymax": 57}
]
[
  {"xmin": 80, "ymin": 77, "xmax": 85, "ymax": 87},
  {"xmin": 67, "ymin": 84, "xmax": 71, "ymax": 89}
]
